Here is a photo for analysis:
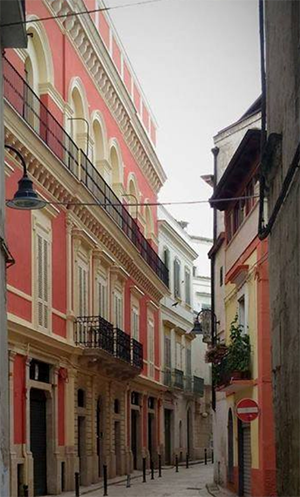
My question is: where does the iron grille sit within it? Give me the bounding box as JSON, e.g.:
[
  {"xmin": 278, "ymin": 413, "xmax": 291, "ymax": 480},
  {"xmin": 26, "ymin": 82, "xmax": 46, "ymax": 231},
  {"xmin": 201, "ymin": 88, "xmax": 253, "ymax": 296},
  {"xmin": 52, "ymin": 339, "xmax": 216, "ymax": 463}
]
[
  {"xmin": 3, "ymin": 57, "xmax": 169, "ymax": 287},
  {"xmin": 164, "ymin": 368, "xmax": 172, "ymax": 387},
  {"xmin": 75, "ymin": 316, "xmax": 114, "ymax": 353},
  {"xmin": 75, "ymin": 317, "xmax": 143, "ymax": 369},
  {"xmin": 132, "ymin": 338, "xmax": 143, "ymax": 369},
  {"xmin": 174, "ymin": 369, "xmax": 184, "ymax": 389},
  {"xmin": 193, "ymin": 376, "xmax": 204, "ymax": 396},
  {"xmin": 114, "ymin": 327, "xmax": 131, "ymax": 363}
]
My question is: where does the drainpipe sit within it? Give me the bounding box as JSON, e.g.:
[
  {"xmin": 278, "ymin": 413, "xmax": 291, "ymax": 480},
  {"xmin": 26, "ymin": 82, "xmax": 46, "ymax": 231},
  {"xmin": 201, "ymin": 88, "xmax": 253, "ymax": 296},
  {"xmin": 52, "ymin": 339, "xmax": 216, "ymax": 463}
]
[{"xmin": 211, "ymin": 146, "xmax": 219, "ymax": 411}]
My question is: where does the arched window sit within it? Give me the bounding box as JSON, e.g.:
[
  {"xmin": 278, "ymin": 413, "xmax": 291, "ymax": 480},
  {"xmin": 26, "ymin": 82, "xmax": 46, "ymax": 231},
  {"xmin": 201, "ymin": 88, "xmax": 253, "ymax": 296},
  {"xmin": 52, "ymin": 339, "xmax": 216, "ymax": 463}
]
[
  {"xmin": 127, "ymin": 176, "xmax": 139, "ymax": 218},
  {"xmin": 69, "ymin": 85, "xmax": 89, "ymax": 154},
  {"xmin": 227, "ymin": 408, "xmax": 234, "ymax": 483},
  {"xmin": 110, "ymin": 145, "xmax": 123, "ymax": 196},
  {"xmin": 92, "ymin": 118, "xmax": 105, "ymax": 166}
]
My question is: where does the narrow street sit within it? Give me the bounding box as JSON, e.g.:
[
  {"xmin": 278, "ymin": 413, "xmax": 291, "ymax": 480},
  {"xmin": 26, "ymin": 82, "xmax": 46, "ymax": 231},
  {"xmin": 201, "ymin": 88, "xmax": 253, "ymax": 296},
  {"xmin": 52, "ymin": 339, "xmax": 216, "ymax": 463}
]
[{"xmin": 49, "ymin": 463, "xmax": 233, "ymax": 497}]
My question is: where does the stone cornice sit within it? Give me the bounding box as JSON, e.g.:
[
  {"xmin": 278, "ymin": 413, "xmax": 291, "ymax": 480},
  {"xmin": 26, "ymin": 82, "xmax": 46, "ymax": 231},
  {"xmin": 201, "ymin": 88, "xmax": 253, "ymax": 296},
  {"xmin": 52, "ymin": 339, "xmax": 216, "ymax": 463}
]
[
  {"xmin": 44, "ymin": 0, "xmax": 167, "ymax": 193},
  {"xmin": 4, "ymin": 121, "xmax": 166, "ymax": 302}
]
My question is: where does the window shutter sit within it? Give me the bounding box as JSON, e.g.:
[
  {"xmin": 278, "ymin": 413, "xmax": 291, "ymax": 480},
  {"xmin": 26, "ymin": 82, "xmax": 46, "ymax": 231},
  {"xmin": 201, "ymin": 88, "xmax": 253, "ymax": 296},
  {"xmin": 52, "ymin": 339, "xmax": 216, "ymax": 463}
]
[
  {"xmin": 114, "ymin": 293, "xmax": 122, "ymax": 328},
  {"xmin": 186, "ymin": 348, "xmax": 192, "ymax": 377},
  {"xmin": 78, "ymin": 265, "xmax": 88, "ymax": 316},
  {"xmin": 97, "ymin": 279, "xmax": 107, "ymax": 319},
  {"xmin": 37, "ymin": 233, "xmax": 50, "ymax": 329},
  {"xmin": 148, "ymin": 319, "xmax": 155, "ymax": 378},
  {"xmin": 185, "ymin": 269, "xmax": 191, "ymax": 305},
  {"xmin": 164, "ymin": 336, "xmax": 171, "ymax": 368}
]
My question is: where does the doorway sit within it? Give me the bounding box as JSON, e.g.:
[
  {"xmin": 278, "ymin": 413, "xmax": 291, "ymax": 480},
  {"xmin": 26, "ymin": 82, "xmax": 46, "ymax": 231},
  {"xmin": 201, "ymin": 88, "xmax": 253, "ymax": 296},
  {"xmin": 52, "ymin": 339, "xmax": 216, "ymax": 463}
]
[
  {"xmin": 131, "ymin": 410, "xmax": 139, "ymax": 470},
  {"xmin": 238, "ymin": 419, "xmax": 251, "ymax": 496},
  {"xmin": 187, "ymin": 408, "xmax": 192, "ymax": 457},
  {"xmin": 78, "ymin": 416, "xmax": 86, "ymax": 476},
  {"xmin": 228, "ymin": 409, "xmax": 234, "ymax": 483},
  {"xmin": 30, "ymin": 389, "xmax": 47, "ymax": 496},
  {"xmin": 148, "ymin": 413, "xmax": 154, "ymax": 460},
  {"xmin": 115, "ymin": 421, "xmax": 121, "ymax": 475},
  {"xmin": 96, "ymin": 398, "xmax": 103, "ymax": 478},
  {"xmin": 164, "ymin": 409, "xmax": 172, "ymax": 465}
]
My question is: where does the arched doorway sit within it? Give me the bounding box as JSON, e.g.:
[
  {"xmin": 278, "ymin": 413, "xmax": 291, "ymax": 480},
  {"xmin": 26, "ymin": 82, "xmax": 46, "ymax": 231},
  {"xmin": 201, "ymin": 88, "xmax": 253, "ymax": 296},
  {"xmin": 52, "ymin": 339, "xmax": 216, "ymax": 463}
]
[{"xmin": 228, "ymin": 408, "xmax": 234, "ymax": 483}]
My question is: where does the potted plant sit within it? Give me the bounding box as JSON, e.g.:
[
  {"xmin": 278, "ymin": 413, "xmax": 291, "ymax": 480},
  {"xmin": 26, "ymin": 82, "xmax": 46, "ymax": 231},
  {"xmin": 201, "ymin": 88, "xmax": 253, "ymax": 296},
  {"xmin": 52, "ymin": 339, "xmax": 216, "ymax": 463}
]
[
  {"xmin": 226, "ymin": 315, "xmax": 251, "ymax": 380},
  {"xmin": 205, "ymin": 342, "xmax": 228, "ymax": 364}
]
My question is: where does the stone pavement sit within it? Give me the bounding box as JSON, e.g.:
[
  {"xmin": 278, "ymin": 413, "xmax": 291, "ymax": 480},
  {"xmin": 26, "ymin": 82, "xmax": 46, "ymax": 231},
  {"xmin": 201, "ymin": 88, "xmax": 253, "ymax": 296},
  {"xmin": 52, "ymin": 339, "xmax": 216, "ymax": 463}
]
[{"xmin": 48, "ymin": 462, "xmax": 237, "ymax": 497}]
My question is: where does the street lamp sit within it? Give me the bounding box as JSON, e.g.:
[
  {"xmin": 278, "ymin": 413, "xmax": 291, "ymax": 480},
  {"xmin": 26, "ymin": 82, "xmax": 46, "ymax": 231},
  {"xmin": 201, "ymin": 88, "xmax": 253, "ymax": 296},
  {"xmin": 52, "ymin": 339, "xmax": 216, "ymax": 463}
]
[
  {"xmin": 5, "ymin": 145, "xmax": 46, "ymax": 210},
  {"xmin": 187, "ymin": 308, "xmax": 218, "ymax": 344}
]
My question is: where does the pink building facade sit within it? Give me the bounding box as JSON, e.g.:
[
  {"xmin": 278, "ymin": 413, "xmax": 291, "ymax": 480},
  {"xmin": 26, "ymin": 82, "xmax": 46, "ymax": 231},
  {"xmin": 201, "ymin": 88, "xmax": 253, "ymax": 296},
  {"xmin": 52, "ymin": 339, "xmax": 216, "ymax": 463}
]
[{"xmin": 4, "ymin": 1, "xmax": 169, "ymax": 495}]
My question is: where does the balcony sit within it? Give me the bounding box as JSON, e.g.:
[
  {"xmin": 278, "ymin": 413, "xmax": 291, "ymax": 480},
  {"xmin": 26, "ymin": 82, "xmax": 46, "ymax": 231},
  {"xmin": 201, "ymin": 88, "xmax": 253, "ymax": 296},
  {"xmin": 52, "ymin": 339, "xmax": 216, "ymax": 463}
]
[
  {"xmin": 75, "ymin": 316, "xmax": 143, "ymax": 377},
  {"xmin": 193, "ymin": 376, "xmax": 204, "ymax": 396},
  {"xmin": 3, "ymin": 57, "xmax": 169, "ymax": 287},
  {"xmin": 163, "ymin": 370, "xmax": 204, "ymax": 396},
  {"xmin": 174, "ymin": 369, "xmax": 184, "ymax": 389}
]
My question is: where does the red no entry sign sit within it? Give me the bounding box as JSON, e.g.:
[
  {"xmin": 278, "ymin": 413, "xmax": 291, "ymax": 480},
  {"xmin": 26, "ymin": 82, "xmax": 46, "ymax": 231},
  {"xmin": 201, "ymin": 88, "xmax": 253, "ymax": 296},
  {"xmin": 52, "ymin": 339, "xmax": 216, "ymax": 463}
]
[{"xmin": 236, "ymin": 398, "xmax": 259, "ymax": 422}]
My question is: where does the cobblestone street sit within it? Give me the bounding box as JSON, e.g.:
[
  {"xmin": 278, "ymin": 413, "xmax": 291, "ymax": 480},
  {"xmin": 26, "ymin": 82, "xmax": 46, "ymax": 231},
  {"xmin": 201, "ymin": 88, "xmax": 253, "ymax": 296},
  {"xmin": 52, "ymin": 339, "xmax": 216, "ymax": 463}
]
[{"xmin": 48, "ymin": 463, "xmax": 235, "ymax": 497}]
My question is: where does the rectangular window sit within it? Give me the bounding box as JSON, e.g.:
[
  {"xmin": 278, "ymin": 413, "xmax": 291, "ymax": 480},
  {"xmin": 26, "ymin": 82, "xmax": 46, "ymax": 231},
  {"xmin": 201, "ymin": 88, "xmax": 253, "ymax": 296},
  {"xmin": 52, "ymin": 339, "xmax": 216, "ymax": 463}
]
[
  {"xmin": 220, "ymin": 266, "xmax": 223, "ymax": 287},
  {"xmin": 238, "ymin": 295, "xmax": 246, "ymax": 332},
  {"xmin": 131, "ymin": 306, "xmax": 139, "ymax": 340},
  {"xmin": 175, "ymin": 341, "xmax": 182, "ymax": 370},
  {"xmin": 78, "ymin": 264, "xmax": 88, "ymax": 316},
  {"xmin": 36, "ymin": 233, "xmax": 50, "ymax": 330},
  {"xmin": 186, "ymin": 347, "xmax": 192, "ymax": 377},
  {"xmin": 174, "ymin": 259, "xmax": 181, "ymax": 299},
  {"xmin": 97, "ymin": 276, "xmax": 107, "ymax": 319},
  {"xmin": 148, "ymin": 317, "xmax": 155, "ymax": 378},
  {"xmin": 185, "ymin": 268, "xmax": 191, "ymax": 305},
  {"xmin": 164, "ymin": 336, "xmax": 171, "ymax": 368},
  {"xmin": 113, "ymin": 292, "xmax": 123, "ymax": 328}
]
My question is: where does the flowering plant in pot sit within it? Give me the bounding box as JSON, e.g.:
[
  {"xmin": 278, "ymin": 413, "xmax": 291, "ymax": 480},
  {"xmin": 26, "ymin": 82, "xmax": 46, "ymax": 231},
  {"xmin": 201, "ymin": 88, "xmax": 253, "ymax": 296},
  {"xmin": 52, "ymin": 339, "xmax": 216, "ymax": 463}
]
[
  {"xmin": 205, "ymin": 342, "xmax": 228, "ymax": 364},
  {"xmin": 226, "ymin": 315, "xmax": 251, "ymax": 380}
]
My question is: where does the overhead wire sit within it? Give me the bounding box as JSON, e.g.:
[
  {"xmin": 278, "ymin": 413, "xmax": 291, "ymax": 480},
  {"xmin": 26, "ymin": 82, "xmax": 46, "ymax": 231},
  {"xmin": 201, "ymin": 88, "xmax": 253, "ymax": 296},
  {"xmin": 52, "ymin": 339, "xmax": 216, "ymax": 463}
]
[
  {"xmin": 11, "ymin": 194, "xmax": 259, "ymax": 208},
  {"xmin": 0, "ymin": 0, "xmax": 174, "ymax": 28}
]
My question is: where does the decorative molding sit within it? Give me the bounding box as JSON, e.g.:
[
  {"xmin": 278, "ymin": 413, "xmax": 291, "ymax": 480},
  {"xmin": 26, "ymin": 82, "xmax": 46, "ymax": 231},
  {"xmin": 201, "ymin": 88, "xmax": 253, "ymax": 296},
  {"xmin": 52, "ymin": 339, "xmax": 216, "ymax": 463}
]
[
  {"xmin": 39, "ymin": 82, "xmax": 66, "ymax": 113},
  {"xmin": 4, "ymin": 126, "xmax": 166, "ymax": 302},
  {"xmin": 7, "ymin": 285, "xmax": 32, "ymax": 302},
  {"xmin": 130, "ymin": 285, "xmax": 145, "ymax": 300},
  {"xmin": 52, "ymin": 308, "xmax": 67, "ymax": 320},
  {"xmin": 44, "ymin": 0, "xmax": 167, "ymax": 193}
]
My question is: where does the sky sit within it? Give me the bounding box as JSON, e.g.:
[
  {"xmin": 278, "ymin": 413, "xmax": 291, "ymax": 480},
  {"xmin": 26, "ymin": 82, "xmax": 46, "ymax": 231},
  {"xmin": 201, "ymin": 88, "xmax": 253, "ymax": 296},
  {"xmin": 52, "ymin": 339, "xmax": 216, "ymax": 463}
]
[{"xmin": 107, "ymin": 0, "xmax": 261, "ymax": 238}]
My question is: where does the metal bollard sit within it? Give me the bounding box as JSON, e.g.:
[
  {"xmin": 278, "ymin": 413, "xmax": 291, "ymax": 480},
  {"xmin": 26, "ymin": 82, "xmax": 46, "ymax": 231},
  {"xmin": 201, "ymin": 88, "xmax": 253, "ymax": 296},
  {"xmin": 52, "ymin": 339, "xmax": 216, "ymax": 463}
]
[
  {"xmin": 175, "ymin": 455, "xmax": 179, "ymax": 473},
  {"xmin": 23, "ymin": 485, "xmax": 29, "ymax": 497},
  {"xmin": 211, "ymin": 448, "xmax": 214, "ymax": 464},
  {"xmin": 204, "ymin": 448, "xmax": 207, "ymax": 465},
  {"xmin": 186, "ymin": 453, "xmax": 189, "ymax": 469},
  {"xmin": 158, "ymin": 454, "xmax": 162, "ymax": 477},
  {"xmin": 126, "ymin": 474, "xmax": 131, "ymax": 488},
  {"xmin": 75, "ymin": 472, "xmax": 80, "ymax": 497},
  {"xmin": 151, "ymin": 459, "xmax": 154, "ymax": 479},
  {"xmin": 103, "ymin": 465, "xmax": 108, "ymax": 496},
  {"xmin": 143, "ymin": 457, "xmax": 146, "ymax": 483}
]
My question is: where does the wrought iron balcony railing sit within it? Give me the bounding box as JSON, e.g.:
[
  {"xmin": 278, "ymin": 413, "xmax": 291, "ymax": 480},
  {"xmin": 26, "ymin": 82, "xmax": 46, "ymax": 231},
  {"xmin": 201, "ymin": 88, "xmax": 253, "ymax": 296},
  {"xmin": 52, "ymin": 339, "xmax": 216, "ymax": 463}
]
[
  {"xmin": 185, "ymin": 375, "xmax": 193, "ymax": 392},
  {"xmin": 193, "ymin": 375, "xmax": 204, "ymax": 396},
  {"xmin": 75, "ymin": 316, "xmax": 143, "ymax": 370},
  {"xmin": 174, "ymin": 369, "xmax": 184, "ymax": 389},
  {"xmin": 164, "ymin": 368, "xmax": 172, "ymax": 387},
  {"xmin": 3, "ymin": 57, "xmax": 169, "ymax": 287}
]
